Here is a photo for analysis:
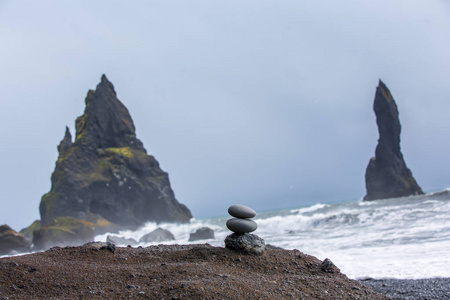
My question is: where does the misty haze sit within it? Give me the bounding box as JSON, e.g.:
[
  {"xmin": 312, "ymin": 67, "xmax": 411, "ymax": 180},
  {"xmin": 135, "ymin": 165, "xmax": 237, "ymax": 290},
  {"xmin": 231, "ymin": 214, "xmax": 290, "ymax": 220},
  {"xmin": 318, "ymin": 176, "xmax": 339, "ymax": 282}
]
[{"xmin": 1, "ymin": 1, "xmax": 450, "ymax": 299}]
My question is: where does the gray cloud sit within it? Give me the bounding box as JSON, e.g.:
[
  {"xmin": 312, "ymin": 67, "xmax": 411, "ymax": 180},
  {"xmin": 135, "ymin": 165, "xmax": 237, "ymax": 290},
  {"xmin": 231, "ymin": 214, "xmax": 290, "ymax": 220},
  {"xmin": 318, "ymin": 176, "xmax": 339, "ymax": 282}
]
[{"xmin": 1, "ymin": 0, "xmax": 449, "ymax": 230}]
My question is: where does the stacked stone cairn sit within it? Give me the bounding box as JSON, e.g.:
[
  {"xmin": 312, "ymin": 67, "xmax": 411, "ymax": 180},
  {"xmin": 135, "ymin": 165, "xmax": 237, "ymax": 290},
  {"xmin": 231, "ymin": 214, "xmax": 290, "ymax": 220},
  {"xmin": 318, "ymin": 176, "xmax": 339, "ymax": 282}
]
[{"xmin": 224, "ymin": 204, "xmax": 265, "ymax": 255}]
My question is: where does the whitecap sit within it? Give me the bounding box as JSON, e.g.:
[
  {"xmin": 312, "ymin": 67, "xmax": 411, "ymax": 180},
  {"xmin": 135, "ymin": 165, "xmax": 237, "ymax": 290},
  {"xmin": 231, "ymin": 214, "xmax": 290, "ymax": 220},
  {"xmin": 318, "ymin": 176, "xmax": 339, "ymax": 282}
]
[{"xmin": 290, "ymin": 203, "xmax": 329, "ymax": 214}]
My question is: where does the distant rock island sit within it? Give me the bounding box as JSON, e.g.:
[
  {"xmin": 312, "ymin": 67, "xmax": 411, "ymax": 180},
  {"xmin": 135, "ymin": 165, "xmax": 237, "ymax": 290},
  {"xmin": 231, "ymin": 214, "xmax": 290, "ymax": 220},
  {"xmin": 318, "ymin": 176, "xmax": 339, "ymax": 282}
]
[
  {"xmin": 38, "ymin": 75, "xmax": 192, "ymax": 231},
  {"xmin": 364, "ymin": 80, "xmax": 423, "ymax": 201}
]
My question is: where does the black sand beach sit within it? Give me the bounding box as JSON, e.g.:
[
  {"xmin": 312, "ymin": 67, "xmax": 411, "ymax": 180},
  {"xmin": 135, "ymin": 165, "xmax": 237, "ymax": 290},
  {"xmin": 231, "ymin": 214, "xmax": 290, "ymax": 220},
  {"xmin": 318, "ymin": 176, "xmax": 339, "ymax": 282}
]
[
  {"xmin": 0, "ymin": 243, "xmax": 388, "ymax": 299},
  {"xmin": 360, "ymin": 277, "xmax": 450, "ymax": 300},
  {"xmin": 2, "ymin": 243, "xmax": 450, "ymax": 299}
]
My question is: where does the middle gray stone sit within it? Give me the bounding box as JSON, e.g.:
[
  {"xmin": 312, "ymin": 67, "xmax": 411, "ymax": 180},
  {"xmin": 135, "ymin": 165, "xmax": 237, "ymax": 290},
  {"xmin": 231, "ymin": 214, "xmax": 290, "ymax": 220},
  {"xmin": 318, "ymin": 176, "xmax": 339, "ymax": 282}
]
[{"xmin": 226, "ymin": 218, "xmax": 257, "ymax": 234}]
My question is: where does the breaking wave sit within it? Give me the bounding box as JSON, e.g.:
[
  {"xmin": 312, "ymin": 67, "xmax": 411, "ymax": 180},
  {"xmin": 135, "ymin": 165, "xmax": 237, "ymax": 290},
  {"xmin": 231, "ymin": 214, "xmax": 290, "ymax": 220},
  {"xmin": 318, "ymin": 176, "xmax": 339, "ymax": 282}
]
[{"xmin": 96, "ymin": 189, "xmax": 450, "ymax": 279}]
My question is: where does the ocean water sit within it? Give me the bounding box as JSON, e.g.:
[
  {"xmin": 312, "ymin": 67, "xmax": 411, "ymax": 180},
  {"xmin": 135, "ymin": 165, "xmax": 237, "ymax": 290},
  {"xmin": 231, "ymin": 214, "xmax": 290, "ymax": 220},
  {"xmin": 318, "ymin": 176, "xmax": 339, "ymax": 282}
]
[{"xmin": 96, "ymin": 189, "xmax": 450, "ymax": 280}]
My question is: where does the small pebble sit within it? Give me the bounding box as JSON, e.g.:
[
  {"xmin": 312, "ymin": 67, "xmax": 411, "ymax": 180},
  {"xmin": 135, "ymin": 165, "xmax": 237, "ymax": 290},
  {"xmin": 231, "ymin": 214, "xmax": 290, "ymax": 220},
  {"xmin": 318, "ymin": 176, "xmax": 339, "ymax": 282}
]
[{"xmin": 321, "ymin": 258, "xmax": 340, "ymax": 273}]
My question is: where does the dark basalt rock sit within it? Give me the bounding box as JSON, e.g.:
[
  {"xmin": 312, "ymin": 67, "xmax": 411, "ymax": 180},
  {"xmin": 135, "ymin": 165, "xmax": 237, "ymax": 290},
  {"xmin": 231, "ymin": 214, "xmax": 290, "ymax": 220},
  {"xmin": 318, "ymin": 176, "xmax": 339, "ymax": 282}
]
[
  {"xmin": 139, "ymin": 228, "xmax": 175, "ymax": 243},
  {"xmin": 321, "ymin": 258, "xmax": 340, "ymax": 273},
  {"xmin": 84, "ymin": 241, "xmax": 116, "ymax": 253},
  {"xmin": 107, "ymin": 235, "xmax": 138, "ymax": 246},
  {"xmin": 364, "ymin": 80, "xmax": 424, "ymax": 201},
  {"xmin": 224, "ymin": 233, "xmax": 265, "ymax": 255},
  {"xmin": 39, "ymin": 75, "xmax": 192, "ymax": 228},
  {"xmin": 188, "ymin": 227, "xmax": 215, "ymax": 241},
  {"xmin": 99, "ymin": 242, "xmax": 116, "ymax": 253},
  {"xmin": 0, "ymin": 225, "xmax": 31, "ymax": 255}
]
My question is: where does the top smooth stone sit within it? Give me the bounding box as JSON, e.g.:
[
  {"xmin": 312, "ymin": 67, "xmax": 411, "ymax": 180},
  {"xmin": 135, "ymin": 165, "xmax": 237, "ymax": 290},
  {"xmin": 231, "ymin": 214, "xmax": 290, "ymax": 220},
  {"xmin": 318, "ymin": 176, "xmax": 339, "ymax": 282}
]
[{"xmin": 228, "ymin": 204, "xmax": 256, "ymax": 219}]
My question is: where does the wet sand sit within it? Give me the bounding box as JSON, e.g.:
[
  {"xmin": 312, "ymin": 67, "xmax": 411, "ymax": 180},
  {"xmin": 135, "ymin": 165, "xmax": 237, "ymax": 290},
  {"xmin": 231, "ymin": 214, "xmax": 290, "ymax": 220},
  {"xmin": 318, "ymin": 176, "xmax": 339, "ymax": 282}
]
[{"xmin": 360, "ymin": 277, "xmax": 450, "ymax": 300}]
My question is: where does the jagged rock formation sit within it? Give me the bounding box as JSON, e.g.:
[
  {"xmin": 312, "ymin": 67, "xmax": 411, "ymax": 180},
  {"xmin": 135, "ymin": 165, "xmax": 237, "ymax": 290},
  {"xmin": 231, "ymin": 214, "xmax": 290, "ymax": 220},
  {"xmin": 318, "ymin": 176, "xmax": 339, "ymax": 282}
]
[
  {"xmin": 39, "ymin": 75, "xmax": 192, "ymax": 228},
  {"xmin": 364, "ymin": 80, "xmax": 423, "ymax": 200},
  {"xmin": 189, "ymin": 227, "xmax": 215, "ymax": 241},
  {"xmin": 139, "ymin": 228, "xmax": 175, "ymax": 243}
]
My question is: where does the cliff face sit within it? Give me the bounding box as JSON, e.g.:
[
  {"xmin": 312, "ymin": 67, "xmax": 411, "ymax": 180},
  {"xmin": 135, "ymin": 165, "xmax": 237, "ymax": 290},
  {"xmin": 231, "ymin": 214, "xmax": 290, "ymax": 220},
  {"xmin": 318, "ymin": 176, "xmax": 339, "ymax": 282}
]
[
  {"xmin": 364, "ymin": 80, "xmax": 423, "ymax": 200},
  {"xmin": 39, "ymin": 75, "xmax": 192, "ymax": 227}
]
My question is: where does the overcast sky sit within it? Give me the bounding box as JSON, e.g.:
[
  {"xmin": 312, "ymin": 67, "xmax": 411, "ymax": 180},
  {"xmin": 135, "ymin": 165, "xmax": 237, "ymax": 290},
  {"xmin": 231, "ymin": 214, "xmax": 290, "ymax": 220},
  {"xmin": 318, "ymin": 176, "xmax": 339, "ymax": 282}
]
[{"xmin": 1, "ymin": 0, "xmax": 449, "ymax": 230}]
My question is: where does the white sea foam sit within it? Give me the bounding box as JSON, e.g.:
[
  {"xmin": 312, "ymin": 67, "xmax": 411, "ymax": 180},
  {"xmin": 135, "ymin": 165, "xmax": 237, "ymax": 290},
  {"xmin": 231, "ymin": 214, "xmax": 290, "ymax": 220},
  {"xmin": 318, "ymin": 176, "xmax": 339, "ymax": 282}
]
[
  {"xmin": 95, "ymin": 190, "xmax": 450, "ymax": 280},
  {"xmin": 290, "ymin": 203, "xmax": 329, "ymax": 214},
  {"xmin": 95, "ymin": 218, "xmax": 228, "ymax": 247}
]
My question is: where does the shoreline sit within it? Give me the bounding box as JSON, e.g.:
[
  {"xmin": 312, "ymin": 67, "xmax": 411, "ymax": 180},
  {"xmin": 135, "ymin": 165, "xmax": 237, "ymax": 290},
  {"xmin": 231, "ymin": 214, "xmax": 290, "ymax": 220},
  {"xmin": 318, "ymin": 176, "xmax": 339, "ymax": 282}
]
[
  {"xmin": 359, "ymin": 277, "xmax": 450, "ymax": 300},
  {"xmin": 2, "ymin": 248, "xmax": 450, "ymax": 299},
  {"xmin": 0, "ymin": 242, "xmax": 450, "ymax": 299}
]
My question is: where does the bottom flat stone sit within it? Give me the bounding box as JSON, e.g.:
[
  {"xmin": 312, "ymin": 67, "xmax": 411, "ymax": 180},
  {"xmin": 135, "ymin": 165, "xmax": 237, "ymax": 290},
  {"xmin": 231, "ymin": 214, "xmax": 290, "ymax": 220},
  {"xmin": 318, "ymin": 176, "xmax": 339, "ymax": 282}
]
[{"xmin": 224, "ymin": 233, "xmax": 265, "ymax": 256}]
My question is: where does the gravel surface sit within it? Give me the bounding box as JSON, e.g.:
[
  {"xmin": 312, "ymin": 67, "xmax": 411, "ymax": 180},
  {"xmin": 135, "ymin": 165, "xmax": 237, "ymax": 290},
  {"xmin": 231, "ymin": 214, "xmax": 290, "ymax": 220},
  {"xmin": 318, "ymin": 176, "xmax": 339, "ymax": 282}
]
[
  {"xmin": 360, "ymin": 278, "xmax": 450, "ymax": 300},
  {"xmin": 0, "ymin": 243, "xmax": 387, "ymax": 299}
]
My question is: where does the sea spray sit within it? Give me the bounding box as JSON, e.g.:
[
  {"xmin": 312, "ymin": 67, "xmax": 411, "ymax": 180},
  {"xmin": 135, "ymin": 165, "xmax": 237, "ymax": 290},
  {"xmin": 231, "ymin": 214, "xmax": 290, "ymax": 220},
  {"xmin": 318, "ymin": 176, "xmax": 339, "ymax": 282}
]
[{"xmin": 95, "ymin": 190, "xmax": 450, "ymax": 279}]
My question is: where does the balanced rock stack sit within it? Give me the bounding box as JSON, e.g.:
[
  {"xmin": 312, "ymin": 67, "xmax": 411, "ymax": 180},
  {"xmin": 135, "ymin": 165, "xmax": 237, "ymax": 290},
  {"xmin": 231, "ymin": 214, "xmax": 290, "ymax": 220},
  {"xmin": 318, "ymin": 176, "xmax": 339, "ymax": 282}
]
[{"xmin": 224, "ymin": 204, "xmax": 265, "ymax": 256}]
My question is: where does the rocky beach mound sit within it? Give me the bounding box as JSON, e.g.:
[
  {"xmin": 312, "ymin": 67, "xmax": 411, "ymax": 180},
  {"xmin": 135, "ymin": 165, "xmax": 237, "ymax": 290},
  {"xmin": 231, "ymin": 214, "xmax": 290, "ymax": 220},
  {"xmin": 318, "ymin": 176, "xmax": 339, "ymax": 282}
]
[{"xmin": 0, "ymin": 243, "xmax": 387, "ymax": 299}]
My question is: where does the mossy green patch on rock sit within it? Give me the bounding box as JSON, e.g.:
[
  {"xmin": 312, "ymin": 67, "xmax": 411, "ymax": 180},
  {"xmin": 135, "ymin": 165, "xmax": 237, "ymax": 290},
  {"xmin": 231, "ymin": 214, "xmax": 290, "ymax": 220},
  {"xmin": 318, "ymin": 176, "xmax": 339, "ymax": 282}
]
[
  {"xmin": 19, "ymin": 220, "xmax": 41, "ymax": 240},
  {"xmin": 32, "ymin": 217, "xmax": 94, "ymax": 251},
  {"xmin": 103, "ymin": 147, "xmax": 134, "ymax": 159},
  {"xmin": 94, "ymin": 216, "xmax": 112, "ymax": 228},
  {"xmin": 52, "ymin": 216, "xmax": 94, "ymax": 229}
]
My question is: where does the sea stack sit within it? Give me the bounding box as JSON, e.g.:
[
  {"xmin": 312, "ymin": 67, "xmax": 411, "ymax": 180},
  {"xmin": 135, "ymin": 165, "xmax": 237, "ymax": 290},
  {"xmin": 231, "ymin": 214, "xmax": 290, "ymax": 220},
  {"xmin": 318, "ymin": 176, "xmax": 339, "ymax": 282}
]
[
  {"xmin": 364, "ymin": 80, "xmax": 424, "ymax": 201},
  {"xmin": 39, "ymin": 75, "xmax": 192, "ymax": 229},
  {"xmin": 225, "ymin": 204, "xmax": 265, "ymax": 255}
]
